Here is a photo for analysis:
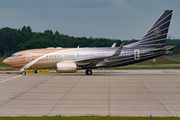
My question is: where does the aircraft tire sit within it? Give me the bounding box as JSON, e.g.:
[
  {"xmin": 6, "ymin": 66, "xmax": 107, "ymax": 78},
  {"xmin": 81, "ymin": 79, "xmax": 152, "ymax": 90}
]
[
  {"xmin": 22, "ymin": 71, "xmax": 26, "ymax": 75},
  {"xmin": 86, "ymin": 70, "xmax": 92, "ymax": 75}
]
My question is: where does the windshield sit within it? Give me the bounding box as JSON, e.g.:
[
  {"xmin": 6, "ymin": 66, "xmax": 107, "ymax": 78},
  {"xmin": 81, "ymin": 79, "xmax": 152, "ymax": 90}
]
[{"xmin": 11, "ymin": 54, "xmax": 22, "ymax": 58}]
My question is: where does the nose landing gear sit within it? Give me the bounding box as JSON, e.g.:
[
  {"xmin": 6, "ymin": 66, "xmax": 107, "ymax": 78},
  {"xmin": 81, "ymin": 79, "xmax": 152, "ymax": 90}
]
[
  {"xmin": 85, "ymin": 69, "xmax": 92, "ymax": 75},
  {"xmin": 22, "ymin": 71, "xmax": 26, "ymax": 75}
]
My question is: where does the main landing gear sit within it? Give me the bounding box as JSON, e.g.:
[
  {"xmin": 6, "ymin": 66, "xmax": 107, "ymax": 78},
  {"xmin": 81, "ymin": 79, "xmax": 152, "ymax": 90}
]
[{"xmin": 85, "ymin": 69, "xmax": 92, "ymax": 75}]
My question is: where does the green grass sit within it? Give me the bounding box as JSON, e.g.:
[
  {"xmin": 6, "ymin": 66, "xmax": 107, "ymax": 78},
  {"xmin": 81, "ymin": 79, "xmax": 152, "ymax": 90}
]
[
  {"xmin": 0, "ymin": 57, "xmax": 8, "ymax": 66},
  {"xmin": 0, "ymin": 57, "xmax": 14, "ymax": 70},
  {"xmin": 0, "ymin": 116, "xmax": 180, "ymax": 120},
  {"xmin": 167, "ymin": 54, "xmax": 180, "ymax": 60},
  {"xmin": 0, "ymin": 57, "xmax": 15, "ymax": 71},
  {"xmin": 135, "ymin": 56, "xmax": 180, "ymax": 65}
]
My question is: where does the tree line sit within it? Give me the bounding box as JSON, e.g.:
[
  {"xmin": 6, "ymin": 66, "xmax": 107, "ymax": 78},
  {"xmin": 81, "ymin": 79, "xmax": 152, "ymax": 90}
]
[
  {"xmin": 0, "ymin": 26, "xmax": 180, "ymax": 56},
  {"xmin": 0, "ymin": 26, "xmax": 122, "ymax": 56},
  {"xmin": 165, "ymin": 39, "xmax": 180, "ymax": 54}
]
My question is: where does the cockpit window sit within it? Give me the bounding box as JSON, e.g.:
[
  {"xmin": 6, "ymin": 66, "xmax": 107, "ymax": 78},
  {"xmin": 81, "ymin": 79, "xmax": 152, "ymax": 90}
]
[{"xmin": 11, "ymin": 54, "xmax": 22, "ymax": 58}]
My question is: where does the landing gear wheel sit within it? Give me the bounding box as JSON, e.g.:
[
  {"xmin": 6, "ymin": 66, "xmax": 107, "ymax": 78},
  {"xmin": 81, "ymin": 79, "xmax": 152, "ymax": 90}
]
[
  {"xmin": 86, "ymin": 70, "xmax": 92, "ymax": 75},
  {"xmin": 22, "ymin": 71, "xmax": 26, "ymax": 75}
]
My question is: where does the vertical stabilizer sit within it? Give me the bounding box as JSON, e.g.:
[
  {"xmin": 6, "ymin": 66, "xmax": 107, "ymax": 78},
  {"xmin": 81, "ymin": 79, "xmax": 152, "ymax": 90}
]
[{"xmin": 127, "ymin": 10, "xmax": 173, "ymax": 48}]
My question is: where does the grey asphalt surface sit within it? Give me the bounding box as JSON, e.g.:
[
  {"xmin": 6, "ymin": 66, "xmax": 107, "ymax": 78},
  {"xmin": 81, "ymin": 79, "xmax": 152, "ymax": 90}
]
[{"xmin": 0, "ymin": 72, "xmax": 180, "ymax": 116}]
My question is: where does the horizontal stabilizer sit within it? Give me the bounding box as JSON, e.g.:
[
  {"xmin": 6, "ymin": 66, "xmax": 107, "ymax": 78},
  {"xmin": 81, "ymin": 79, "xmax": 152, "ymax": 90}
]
[{"xmin": 151, "ymin": 45, "xmax": 175, "ymax": 52}]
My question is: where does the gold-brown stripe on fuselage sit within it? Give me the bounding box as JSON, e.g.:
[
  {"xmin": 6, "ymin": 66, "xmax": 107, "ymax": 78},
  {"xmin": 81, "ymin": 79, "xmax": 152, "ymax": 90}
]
[{"xmin": 4, "ymin": 48, "xmax": 73, "ymax": 69}]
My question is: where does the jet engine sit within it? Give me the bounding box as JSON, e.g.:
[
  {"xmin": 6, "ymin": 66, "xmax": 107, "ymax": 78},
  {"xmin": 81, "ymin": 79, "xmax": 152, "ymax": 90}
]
[{"xmin": 56, "ymin": 61, "xmax": 77, "ymax": 73}]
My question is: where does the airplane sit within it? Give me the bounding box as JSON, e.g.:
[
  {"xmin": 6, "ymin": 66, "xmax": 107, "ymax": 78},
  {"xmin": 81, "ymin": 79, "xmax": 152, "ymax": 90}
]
[{"xmin": 3, "ymin": 10, "xmax": 175, "ymax": 75}]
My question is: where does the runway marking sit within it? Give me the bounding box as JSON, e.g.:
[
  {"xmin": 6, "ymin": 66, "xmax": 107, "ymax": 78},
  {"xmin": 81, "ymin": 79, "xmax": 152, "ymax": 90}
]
[
  {"xmin": 47, "ymin": 75, "xmax": 83, "ymax": 115},
  {"xmin": 135, "ymin": 74, "xmax": 174, "ymax": 116},
  {"xmin": 0, "ymin": 75, "xmax": 22, "ymax": 84},
  {"xmin": 160, "ymin": 74, "xmax": 180, "ymax": 86}
]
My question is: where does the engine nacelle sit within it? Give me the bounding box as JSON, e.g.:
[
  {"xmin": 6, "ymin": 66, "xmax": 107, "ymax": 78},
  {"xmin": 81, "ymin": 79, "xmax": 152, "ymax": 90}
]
[{"xmin": 56, "ymin": 61, "xmax": 77, "ymax": 73}]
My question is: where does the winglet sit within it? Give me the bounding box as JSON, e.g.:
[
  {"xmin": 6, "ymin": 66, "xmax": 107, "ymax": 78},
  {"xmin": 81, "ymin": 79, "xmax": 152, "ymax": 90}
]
[
  {"xmin": 112, "ymin": 43, "xmax": 124, "ymax": 56},
  {"xmin": 111, "ymin": 43, "xmax": 116, "ymax": 48}
]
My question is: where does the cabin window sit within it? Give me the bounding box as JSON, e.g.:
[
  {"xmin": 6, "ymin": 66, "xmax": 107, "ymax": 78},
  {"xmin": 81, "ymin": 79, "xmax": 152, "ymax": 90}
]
[{"xmin": 49, "ymin": 55, "xmax": 51, "ymax": 57}]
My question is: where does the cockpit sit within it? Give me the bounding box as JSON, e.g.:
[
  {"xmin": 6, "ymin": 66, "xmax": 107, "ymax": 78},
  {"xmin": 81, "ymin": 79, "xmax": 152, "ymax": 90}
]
[{"xmin": 11, "ymin": 54, "xmax": 22, "ymax": 58}]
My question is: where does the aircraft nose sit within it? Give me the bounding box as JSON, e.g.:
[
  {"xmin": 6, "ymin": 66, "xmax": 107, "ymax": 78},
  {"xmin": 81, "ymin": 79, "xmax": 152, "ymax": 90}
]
[{"xmin": 3, "ymin": 58, "xmax": 10, "ymax": 66}]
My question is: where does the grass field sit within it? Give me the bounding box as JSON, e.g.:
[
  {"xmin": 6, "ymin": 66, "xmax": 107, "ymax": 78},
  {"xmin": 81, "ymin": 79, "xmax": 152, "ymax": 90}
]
[
  {"xmin": 0, "ymin": 116, "xmax": 180, "ymax": 120},
  {"xmin": 167, "ymin": 54, "xmax": 180, "ymax": 60},
  {"xmin": 0, "ymin": 57, "xmax": 14, "ymax": 70},
  {"xmin": 0, "ymin": 57, "xmax": 8, "ymax": 67}
]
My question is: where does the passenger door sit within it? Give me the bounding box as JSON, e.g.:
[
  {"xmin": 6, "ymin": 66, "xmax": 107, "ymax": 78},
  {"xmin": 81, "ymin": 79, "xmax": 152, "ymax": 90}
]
[
  {"xmin": 134, "ymin": 49, "xmax": 140, "ymax": 60},
  {"xmin": 26, "ymin": 51, "xmax": 31, "ymax": 62}
]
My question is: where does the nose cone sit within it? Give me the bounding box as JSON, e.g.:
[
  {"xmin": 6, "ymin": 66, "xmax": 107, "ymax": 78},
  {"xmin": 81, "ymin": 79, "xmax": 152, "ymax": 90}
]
[{"xmin": 3, "ymin": 58, "xmax": 11, "ymax": 66}]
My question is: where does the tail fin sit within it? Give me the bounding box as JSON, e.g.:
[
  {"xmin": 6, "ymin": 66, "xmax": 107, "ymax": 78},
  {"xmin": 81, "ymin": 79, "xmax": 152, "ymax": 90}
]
[{"xmin": 128, "ymin": 10, "xmax": 173, "ymax": 48}]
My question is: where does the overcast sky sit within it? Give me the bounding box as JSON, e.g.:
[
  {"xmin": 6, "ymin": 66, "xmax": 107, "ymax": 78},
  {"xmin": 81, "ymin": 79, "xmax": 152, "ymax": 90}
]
[{"xmin": 0, "ymin": 0, "xmax": 180, "ymax": 40}]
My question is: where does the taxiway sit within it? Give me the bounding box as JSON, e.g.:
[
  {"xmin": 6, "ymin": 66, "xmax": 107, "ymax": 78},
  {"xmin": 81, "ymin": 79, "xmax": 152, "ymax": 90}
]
[{"xmin": 0, "ymin": 72, "xmax": 180, "ymax": 116}]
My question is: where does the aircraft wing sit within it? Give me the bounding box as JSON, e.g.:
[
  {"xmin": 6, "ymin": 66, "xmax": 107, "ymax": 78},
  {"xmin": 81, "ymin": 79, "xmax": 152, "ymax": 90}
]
[{"xmin": 74, "ymin": 43, "xmax": 124, "ymax": 65}]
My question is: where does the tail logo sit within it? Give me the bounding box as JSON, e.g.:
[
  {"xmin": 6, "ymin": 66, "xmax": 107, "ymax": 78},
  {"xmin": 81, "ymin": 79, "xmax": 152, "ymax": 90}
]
[{"xmin": 154, "ymin": 28, "xmax": 162, "ymax": 36}]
